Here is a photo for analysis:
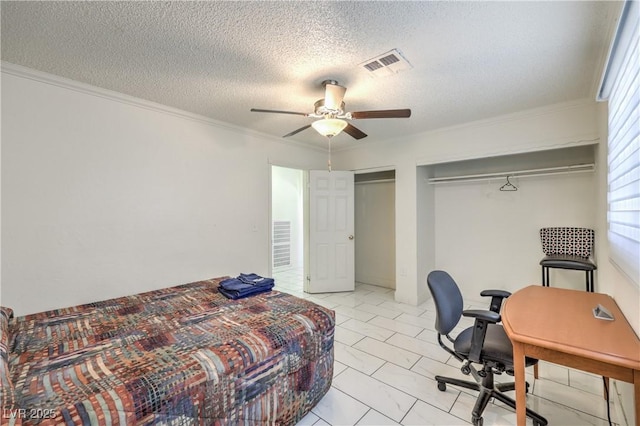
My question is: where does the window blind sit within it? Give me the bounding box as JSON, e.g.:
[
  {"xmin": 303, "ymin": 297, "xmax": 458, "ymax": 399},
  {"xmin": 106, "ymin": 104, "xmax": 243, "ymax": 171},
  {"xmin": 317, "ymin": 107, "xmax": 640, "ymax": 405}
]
[{"xmin": 599, "ymin": 0, "xmax": 640, "ymax": 286}]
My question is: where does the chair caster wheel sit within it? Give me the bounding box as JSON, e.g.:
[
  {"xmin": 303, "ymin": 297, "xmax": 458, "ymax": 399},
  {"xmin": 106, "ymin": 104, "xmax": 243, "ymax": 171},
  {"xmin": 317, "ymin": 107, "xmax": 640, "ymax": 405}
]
[
  {"xmin": 437, "ymin": 381, "xmax": 446, "ymax": 392},
  {"xmin": 472, "ymin": 416, "xmax": 483, "ymax": 426}
]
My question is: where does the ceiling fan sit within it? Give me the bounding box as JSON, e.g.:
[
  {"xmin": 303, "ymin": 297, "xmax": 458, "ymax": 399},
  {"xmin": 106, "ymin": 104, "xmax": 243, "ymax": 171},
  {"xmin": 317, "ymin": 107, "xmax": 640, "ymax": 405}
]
[{"xmin": 250, "ymin": 80, "xmax": 411, "ymax": 140}]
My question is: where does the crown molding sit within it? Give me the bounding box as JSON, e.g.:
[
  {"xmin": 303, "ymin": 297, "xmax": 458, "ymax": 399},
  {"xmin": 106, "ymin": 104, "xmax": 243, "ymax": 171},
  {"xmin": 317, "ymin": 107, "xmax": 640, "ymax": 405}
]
[
  {"xmin": 336, "ymin": 98, "xmax": 598, "ymax": 155},
  {"xmin": 1, "ymin": 61, "xmax": 327, "ymax": 153},
  {"xmin": 1, "ymin": 62, "xmax": 230, "ymax": 127}
]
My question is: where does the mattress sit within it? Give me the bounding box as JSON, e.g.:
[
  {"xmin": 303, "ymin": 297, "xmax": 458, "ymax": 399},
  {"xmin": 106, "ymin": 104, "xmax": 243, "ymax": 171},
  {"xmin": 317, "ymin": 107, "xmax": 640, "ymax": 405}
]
[{"xmin": 0, "ymin": 278, "xmax": 335, "ymax": 425}]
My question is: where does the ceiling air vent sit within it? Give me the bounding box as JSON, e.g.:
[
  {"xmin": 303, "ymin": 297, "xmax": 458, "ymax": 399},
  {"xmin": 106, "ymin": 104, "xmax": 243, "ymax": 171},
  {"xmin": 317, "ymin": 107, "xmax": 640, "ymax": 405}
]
[
  {"xmin": 363, "ymin": 61, "xmax": 383, "ymax": 72},
  {"xmin": 359, "ymin": 49, "xmax": 412, "ymax": 77}
]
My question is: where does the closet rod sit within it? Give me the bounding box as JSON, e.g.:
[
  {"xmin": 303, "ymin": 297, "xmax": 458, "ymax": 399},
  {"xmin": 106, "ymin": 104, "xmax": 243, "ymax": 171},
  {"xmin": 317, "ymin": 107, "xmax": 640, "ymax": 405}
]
[
  {"xmin": 355, "ymin": 178, "xmax": 395, "ymax": 185},
  {"xmin": 427, "ymin": 163, "xmax": 595, "ymax": 184}
]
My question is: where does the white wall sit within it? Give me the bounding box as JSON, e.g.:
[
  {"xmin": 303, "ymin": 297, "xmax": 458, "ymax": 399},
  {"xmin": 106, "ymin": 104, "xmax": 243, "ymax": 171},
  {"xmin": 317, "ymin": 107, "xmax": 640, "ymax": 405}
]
[
  {"xmin": 271, "ymin": 166, "xmax": 304, "ymax": 270},
  {"xmin": 433, "ymin": 173, "xmax": 596, "ymax": 297},
  {"xmin": 334, "ymin": 99, "xmax": 600, "ymax": 305},
  {"xmin": 355, "ymin": 180, "xmax": 395, "ymax": 288},
  {"xmin": 0, "ymin": 66, "xmax": 326, "ymax": 315},
  {"xmin": 416, "ymin": 165, "xmax": 436, "ymax": 304}
]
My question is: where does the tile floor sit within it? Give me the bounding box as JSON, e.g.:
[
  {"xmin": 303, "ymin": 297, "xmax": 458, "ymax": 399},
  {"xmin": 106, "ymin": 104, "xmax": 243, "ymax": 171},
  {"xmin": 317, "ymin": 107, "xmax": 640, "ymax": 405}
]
[{"xmin": 272, "ymin": 268, "xmax": 620, "ymax": 426}]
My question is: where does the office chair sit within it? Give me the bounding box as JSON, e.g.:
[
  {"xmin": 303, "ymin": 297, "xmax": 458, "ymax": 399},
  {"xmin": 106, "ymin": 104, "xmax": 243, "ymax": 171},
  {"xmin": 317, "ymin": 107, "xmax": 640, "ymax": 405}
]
[{"xmin": 426, "ymin": 270, "xmax": 547, "ymax": 426}]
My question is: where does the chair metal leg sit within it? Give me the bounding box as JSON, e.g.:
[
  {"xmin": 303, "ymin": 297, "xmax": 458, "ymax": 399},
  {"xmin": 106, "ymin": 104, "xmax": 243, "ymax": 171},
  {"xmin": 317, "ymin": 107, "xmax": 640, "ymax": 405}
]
[
  {"xmin": 541, "ymin": 266, "xmax": 550, "ymax": 286},
  {"xmin": 492, "ymin": 389, "xmax": 548, "ymax": 425},
  {"xmin": 434, "ymin": 375, "xmax": 480, "ymax": 393},
  {"xmin": 543, "ymin": 266, "xmax": 596, "ymax": 292},
  {"xmin": 471, "ymin": 388, "xmax": 493, "ymax": 424},
  {"xmin": 586, "ymin": 271, "xmax": 590, "ymax": 292},
  {"xmin": 545, "ymin": 267, "xmax": 550, "ymax": 286},
  {"xmin": 496, "ymin": 381, "xmax": 516, "ymax": 392}
]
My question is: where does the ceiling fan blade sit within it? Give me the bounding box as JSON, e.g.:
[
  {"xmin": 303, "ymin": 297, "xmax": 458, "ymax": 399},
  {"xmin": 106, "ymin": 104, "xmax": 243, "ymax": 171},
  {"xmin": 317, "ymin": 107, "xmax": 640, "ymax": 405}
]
[
  {"xmin": 343, "ymin": 123, "xmax": 368, "ymax": 140},
  {"xmin": 251, "ymin": 108, "xmax": 309, "ymax": 116},
  {"xmin": 283, "ymin": 124, "xmax": 312, "ymax": 138},
  {"xmin": 324, "ymin": 83, "xmax": 347, "ymax": 110},
  {"xmin": 350, "ymin": 109, "xmax": 411, "ymax": 119}
]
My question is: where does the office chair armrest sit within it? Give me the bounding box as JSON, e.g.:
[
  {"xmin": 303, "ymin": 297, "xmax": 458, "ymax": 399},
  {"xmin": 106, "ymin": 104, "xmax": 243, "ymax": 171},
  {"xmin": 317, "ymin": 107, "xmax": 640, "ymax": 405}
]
[
  {"xmin": 462, "ymin": 309, "xmax": 501, "ymax": 363},
  {"xmin": 480, "ymin": 289, "xmax": 512, "ymax": 313},
  {"xmin": 462, "ymin": 309, "xmax": 501, "ymax": 323},
  {"xmin": 480, "ymin": 289, "xmax": 511, "ymax": 298}
]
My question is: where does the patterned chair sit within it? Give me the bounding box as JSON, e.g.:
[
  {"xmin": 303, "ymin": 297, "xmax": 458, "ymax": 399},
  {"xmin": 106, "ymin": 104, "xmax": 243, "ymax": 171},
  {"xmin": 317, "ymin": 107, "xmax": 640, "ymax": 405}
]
[{"xmin": 539, "ymin": 227, "xmax": 597, "ymax": 292}]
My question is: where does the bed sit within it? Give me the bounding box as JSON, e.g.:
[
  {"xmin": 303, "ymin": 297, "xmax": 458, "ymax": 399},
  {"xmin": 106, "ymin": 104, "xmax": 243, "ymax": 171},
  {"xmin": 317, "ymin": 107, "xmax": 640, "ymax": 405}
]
[{"xmin": 0, "ymin": 277, "xmax": 335, "ymax": 425}]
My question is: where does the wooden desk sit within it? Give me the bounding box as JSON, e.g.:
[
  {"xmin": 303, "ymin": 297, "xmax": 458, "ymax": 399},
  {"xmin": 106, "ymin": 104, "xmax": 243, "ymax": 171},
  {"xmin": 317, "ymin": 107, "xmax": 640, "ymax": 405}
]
[{"xmin": 502, "ymin": 286, "xmax": 640, "ymax": 426}]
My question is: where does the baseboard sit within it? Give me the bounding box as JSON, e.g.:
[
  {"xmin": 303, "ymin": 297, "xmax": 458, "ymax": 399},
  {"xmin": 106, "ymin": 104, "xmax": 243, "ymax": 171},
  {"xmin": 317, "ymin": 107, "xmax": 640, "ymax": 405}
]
[{"xmin": 355, "ymin": 274, "xmax": 395, "ymax": 289}]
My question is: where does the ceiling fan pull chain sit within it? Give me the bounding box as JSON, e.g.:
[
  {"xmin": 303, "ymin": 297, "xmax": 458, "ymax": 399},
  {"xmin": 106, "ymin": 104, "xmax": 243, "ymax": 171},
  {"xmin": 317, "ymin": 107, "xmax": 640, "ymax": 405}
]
[{"xmin": 327, "ymin": 137, "xmax": 332, "ymax": 172}]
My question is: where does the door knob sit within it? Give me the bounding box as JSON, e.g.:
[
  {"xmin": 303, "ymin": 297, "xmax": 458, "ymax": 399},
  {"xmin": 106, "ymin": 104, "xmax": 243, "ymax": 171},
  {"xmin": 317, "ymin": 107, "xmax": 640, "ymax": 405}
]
[{"xmin": 348, "ymin": 235, "xmax": 354, "ymax": 240}]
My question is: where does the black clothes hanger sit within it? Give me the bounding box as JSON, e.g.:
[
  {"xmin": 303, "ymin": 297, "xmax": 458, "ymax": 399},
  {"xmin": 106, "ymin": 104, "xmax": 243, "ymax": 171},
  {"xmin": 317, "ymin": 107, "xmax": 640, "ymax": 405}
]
[{"xmin": 499, "ymin": 175, "xmax": 518, "ymax": 191}]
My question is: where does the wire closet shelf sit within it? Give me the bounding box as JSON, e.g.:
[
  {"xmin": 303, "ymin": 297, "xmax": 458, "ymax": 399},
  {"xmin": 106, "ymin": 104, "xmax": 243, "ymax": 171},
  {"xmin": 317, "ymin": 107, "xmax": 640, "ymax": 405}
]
[{"xmin": 426, "ymin": 163, "xmax": 595, "ymax": 185}]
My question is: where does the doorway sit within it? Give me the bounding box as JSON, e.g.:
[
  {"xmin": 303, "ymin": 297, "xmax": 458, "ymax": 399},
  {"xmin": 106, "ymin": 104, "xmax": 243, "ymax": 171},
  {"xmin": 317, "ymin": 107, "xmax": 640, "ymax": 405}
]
[
  {"xmin": 270, "ymin": 166, "xmax": 306, "ymax": 292},
  {"xmin": 272, "ymin": 166, "xmax": 384, "ymax": 293},
  {"xmin": 354, "ymin": 170, "xmax": 396, "ymax": 289}
]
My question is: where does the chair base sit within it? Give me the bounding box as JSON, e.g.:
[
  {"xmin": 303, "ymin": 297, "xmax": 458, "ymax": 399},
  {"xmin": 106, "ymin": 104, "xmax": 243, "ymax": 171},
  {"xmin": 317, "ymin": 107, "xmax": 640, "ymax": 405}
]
[{"xmin": 435, "ymin": 372, "xmax": 548, "ymax": 426}]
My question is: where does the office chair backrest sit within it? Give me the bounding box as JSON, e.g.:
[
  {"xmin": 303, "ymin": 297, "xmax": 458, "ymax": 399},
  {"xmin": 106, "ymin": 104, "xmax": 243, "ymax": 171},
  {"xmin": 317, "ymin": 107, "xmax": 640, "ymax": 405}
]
[{"xmin": 427, "ymin": 270, "xmax": 463, "ymax": 335}]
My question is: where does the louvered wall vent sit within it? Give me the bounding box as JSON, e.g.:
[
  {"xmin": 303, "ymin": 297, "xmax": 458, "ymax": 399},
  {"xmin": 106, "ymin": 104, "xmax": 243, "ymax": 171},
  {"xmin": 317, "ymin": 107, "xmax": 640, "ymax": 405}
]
[
  {"xmin": 359, "ymin": 49, "xmax": 412, "ymax": 77},
  {"xmin": 272, "ymin": 221, "xmax": 291, "ymax": 269}
]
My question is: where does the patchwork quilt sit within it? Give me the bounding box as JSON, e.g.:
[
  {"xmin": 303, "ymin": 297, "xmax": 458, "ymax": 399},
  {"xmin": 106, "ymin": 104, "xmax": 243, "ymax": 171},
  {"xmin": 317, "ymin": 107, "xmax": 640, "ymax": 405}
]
[{"xmin": 0, "ymin": 278, "xmax": 335, "ymax": 425}]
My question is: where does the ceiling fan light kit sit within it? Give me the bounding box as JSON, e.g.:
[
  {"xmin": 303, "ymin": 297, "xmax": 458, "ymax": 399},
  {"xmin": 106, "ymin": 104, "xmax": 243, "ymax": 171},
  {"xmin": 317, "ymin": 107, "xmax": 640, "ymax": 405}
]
[
  {"xmin": 311, "ymin": 118, "xmax": 348, "ymax": 138},
  {"xmin": 313, "ymin": 99, "xmax": 346, "ymax": 117}
]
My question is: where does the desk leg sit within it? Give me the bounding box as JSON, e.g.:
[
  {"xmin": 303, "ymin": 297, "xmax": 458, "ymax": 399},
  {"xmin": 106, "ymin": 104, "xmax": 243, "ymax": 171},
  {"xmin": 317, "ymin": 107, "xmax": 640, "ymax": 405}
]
[
  {"xmin": 513, "ymin": 341, "xmax": 526, "ymax": 426},
  {"xmin": 635, "ymin": 369, "xmax": 640, "ymax": 426}
]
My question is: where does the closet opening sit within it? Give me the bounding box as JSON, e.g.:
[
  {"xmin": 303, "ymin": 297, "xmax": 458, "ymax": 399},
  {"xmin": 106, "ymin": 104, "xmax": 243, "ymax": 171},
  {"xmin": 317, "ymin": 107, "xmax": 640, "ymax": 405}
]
[{"xmin": 355, "ymin": 170, "xmax": 396, "ymax": 290}]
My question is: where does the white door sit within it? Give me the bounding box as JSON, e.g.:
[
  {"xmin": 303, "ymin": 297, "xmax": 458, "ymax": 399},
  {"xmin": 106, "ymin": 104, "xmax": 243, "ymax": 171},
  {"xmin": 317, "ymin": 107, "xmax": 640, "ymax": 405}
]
[{"xmin": 307, "ymin": 170, "xmax": 355, "ymax": 293}]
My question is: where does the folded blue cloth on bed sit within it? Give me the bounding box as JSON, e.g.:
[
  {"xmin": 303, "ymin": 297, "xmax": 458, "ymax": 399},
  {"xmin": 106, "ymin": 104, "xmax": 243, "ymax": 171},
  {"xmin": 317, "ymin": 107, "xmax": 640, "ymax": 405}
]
[
  {"xmin": 237, "ymin": 273, "xmax": 275, "ymax": 286},
  {"xmin": 218, "ymin": 284, "xmax": 273, "ymax": 300},
  {"xmin": 218, "ymin": 273, "xmax": 275, "ymax": 299},
  {"xmin": 220, "ymin": 275, "xmax": 274, "ymax": 290}
]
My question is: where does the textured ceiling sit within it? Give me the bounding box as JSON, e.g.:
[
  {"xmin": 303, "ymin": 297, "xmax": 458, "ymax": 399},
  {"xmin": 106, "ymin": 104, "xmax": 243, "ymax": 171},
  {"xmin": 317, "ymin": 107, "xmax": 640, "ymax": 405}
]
[{"xmin": 0, "ymin": 1, "xmax": 622, "ymax": 148}]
